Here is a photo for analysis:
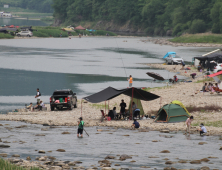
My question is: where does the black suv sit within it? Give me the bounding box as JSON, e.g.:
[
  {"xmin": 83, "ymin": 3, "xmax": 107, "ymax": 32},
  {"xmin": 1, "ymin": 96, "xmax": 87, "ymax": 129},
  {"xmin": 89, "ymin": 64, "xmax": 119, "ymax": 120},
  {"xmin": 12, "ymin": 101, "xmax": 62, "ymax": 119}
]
[{"xmin": 50, "ymin": 89, "xmax": 77, "ymax": 111}]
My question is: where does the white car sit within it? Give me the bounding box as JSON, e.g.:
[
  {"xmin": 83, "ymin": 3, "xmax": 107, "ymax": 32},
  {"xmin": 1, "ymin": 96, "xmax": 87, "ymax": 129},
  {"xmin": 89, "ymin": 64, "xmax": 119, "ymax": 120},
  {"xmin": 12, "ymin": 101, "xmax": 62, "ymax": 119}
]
[
  {"xmin": 16, "ymin": 31, "xmax": 33, "ymax": 37},
  {"xmin": 165, "ymin": 54, "xmax": 184, "ymax": 65},
  {"xmin": 213, "ymin": 63, "xmax": 222, "ymax": 73}
]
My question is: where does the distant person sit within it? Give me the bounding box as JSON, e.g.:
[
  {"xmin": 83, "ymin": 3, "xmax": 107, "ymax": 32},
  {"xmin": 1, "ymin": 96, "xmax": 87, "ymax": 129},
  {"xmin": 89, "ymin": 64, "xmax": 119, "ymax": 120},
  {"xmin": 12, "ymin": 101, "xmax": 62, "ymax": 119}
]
[
  {"xmin": 132, "ymin": 119, "xmax": 140, "ymax": 129},
  {"xmin": 34, "ymin": 102, "xmax": 40, "ymax": 110},
  {"xmin": 113, "ymin": 107, "xmax": 117, "ymax": 119},
  {"xmin": 202, "ymin": 83, "xmax": 208, "ymax": 92},
  {"xmin": 77, "ymin": 117, "xmax": 84, "ymax": 138},
  {"xmin": 180, "ymin": 61, "xmax": 185, "ymax": 70},
  {"xmin": 127, "ymin": 75, "xmax": 133, "ymax": 87},
  {"xmin": 60, "ymin": 33, "xmax": 62, "ymax": 37},
  {"xmin": 35, "ymin": 88, "xmax": 41, "ymax": 103},
  {"xmin": 185, "ymin": 116, "xmax": 193, "ymax": 135},
  {"xmin": 79, "ymin": 33, "xmax": 81, "ymax": 38},
  {"xmin": 40, "ymin": 100, "xmax": 45, "ymax": 108},
  {"xmin": 198, "ymin": 123, "xmax": 207, "ymax": 136},
  {"xmin": 108, "ymin": 109, "xmax": 114, "ymax": 120},
  {"xmin": 26, "ymin": 102, "xmax": 32, "ymax": 110},
  {"xmin": 120, "ymin": 99, "xmax": 126, "ymax": 119}
]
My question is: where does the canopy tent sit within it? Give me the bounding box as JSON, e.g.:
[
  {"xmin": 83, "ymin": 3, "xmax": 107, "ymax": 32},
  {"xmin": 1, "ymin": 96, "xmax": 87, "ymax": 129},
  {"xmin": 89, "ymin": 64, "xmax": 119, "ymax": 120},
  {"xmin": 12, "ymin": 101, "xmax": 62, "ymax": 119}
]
[
  {"xmin": 208, "ymin": 70, "xmax": 222, "ymax": 77},
  {"xmin": 163, "ymin": 52, "xmax": 176, "ymax": 59},
  {"xmin": 155, "ymin": 103, "xmax": 190, "ymax": 123},
  {"xmin": 128, "ymin": 98, "xmax": 145, "ymax": 115},
  {"xmin": 83, "ymin": 87, "xmax": 160, "ymax": 103},
  {"xmin": 75, "ymin": 25, "xmax": 86, "ymax": 30}
]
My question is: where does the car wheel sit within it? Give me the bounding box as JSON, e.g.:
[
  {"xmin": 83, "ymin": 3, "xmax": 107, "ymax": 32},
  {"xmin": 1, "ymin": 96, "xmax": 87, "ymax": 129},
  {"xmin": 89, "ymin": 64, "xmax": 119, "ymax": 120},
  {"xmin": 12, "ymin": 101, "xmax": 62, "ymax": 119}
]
[
  {"xmin": 51, "ymin": 106, "xmax": 54, "ymax": 111},
  {"xmin": 217, "ymin": 70, "xmax": 222, "ymax": 72},
  {"xmin": 74, "ymin": 103, "xmax": 77, "ymax": 108}
]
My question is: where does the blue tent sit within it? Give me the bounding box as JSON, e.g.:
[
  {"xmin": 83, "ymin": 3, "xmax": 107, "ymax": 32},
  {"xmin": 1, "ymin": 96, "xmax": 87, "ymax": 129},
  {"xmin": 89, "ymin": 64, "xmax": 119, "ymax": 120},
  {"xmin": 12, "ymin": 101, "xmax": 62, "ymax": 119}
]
[{"xmin": 163, "ymin": 52, "xmax": 176, "ymax": 59}]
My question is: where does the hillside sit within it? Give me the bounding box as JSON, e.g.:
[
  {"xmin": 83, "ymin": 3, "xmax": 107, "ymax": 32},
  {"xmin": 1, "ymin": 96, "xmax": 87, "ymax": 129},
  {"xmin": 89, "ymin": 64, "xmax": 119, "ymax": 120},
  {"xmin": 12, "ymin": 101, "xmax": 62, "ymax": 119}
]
[{"xmin": 52, "ymin": 0, "xmax": 222, "ymax": 36}]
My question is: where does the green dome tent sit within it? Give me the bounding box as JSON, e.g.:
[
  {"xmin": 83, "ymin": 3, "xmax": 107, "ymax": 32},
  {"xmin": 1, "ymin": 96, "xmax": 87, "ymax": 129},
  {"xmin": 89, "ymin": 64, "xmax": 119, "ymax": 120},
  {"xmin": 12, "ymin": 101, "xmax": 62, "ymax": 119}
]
[{"xmin": 155, "ymin": 103, "xmax": 190, "ymax": 123}]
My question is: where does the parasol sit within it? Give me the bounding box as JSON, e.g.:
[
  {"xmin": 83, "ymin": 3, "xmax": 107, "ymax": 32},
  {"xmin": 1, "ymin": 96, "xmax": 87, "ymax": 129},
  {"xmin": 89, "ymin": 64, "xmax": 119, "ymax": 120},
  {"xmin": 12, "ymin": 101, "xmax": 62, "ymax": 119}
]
[{"xmin": 146, "ymin": 72, "xmax": 165, "ymax": 81}]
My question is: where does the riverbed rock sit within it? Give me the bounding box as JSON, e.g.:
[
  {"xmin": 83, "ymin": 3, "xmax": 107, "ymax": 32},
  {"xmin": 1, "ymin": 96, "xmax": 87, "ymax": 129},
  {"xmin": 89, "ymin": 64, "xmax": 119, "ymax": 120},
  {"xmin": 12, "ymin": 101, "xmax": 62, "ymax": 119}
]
[
  {"xmin": 97, "ymin": 129, "xmax": 103, "ymax": 132},
  {"xmin": 56, "ymin": 149, "xmax": 65, "ymax": 152},
  {"xmin": 41, "ymin": 128, "xmax": 49, "ymax": 131},
  {"xmin": 152, "ymin": 140, "xmax": 158, "ymax": 142},
  {"xmin": 138, "ymin": 129, "xmax": 149, "ymax": 132},
  {"xmin": 200, "ymin": 166, "xmax": 210, "ymax": 170},
  {"xmin": 12, "ymin": 154, "xmax": 20, "ymax": 157},
  {"xmin": 49, "ymin": 166, "xmax": 62, "ymax": 170},
  {"xmin": 178, "ymin": 160, "xmax": 187, "ymax": 163},
  {"xmin": 190, "ymin": 160, "xmax": 201, "ymax": 164},
  {"xmin": 140, "ymin": 166, "xmax": 150, "ymax": 168},
  {"xmin": 149, "ymin": 156, "xmax": 159, "ymax": 158},
  {"xmin": 98, "ymin": 160, "xmax": 110, "ymax": 164},
  {"xmin": 0, "ymin": 138, "xmax": 2, "ymax": 142},
  {"xmin": 15, "ymin": 125, "xmax": 27, "ymax": 128},
  {"xmin": 105, "ymin": 155, "xmax": 115, "ymax": 159},
  {"xmin": 35, "ymin": 134, "xmax": 45, "ymax": 136},
  {"xmin": 62, "ymin": 132, "xmax": 70, "ymax": 134},
  {"xmin": 119, "ymin": 154, "xmax": 132, "ymax": 160},
  {"xmin": 38, "ymin": 150, "xmax": 45, "ymax": 154},
  {"xmin": 219, "ymin": 146, "xmax": 222, "ymax": 150},
  {"xmin": 200, "ymin": 158, "xmax": 210, "ymax": 162},
  {"xmin": 160, "ymin": 129, "xmax": 170, "ymax": 133},
  {"xmin": 198, "ymin": 142, "xmax": 207, "ymax": 145},
  {"xmin": 26, "ymin": 156, "xmax": 31, "ymax": 160},
  {"xmin": 49, "ymin": 156, "xmax": 56, "ymax": 160},
  {"xmin": 39, "ymin": 157, "xmax": 46, "ymax": 161},
  {"xmin": 74, "ymin": 161, "xmax": 83, "ymax": 164},
  {"xmin": 115, "ymin": 164, "xmax": 120, "ymax": 166},
  {"xmin": 208, "ymin": 156, "xmax": 218, "ymax": 159},
  {"xmin": 160, "ymin": 150, "xmax": 170, "ymax": 153},
  {"xmin": 0, "ymin": 153, "xmax": 7, "ymax": 157},
  {"xmin": 3, "ymin": 141, "xmax": 10, "ymax": 143},
  {"xmin": 101, "ymin": 168, "xmax": 115, "ymax": 170},
  {"xmin": 68, "ymin": 161, "xmax": 75, "ymax": 166},
  {"xmin": 165, "ymin": 161, "xmax": 173, "ymax": 164},
  {"xmin": 0, "ymin": 144, "xmax": 10, "ymax": 148}
]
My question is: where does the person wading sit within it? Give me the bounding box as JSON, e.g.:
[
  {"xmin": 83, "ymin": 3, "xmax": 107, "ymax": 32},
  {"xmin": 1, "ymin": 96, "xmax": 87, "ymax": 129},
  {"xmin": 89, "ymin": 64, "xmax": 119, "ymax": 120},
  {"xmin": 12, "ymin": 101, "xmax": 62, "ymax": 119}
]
[
  {"xmin": 127, "ymin": 75, "xmax": 133, "ymax": 88},
  {"xmin": 77, "ymin": 117, "xmax": 84, "ymax": 138}
]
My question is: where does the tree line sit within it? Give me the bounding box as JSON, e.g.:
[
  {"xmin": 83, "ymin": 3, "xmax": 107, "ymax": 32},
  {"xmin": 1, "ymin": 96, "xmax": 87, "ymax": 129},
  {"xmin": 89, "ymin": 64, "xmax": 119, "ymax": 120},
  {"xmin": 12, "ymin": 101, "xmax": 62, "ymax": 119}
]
[
  {"xmin": 0, "ymin": 0, "xmax": 53, "ymax": 13},
  {"xmin": 52, "ymin": 0, "xmax": 222, "ymax": 35}
]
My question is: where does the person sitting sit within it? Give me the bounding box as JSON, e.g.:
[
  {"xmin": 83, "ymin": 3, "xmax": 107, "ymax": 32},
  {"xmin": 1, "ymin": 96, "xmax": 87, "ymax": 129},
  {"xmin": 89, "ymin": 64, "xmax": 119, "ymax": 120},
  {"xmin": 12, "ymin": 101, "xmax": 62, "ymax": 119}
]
[
  {"xmin": 198, "ymin": 123, "xmax": 207, "ymax": 136},
  {"xmin": 213, "ymin": 83, "xmax": 222, "ymax": 93},
  {"xmin": 132, "ymin": 119, "xmax": 140, "ymax": 129},
  {"xmin": 112, "ymin": 107, "xmax": 117, "ymax": 119},
  {"xmin": 26, "ymin": 102, "xmax": 32, "ymax": 110},
  {"xmin": 202, "ymin": 83, "xmax": 208, "ymax": 92},
  {"xmin": 40, "ymin": 100, "xmax": 45, "ymax": 107},
  {"xmin": 34, "ymin": 102, "xmax": 41, "ymax": 110},
  {"xmin": 108, "ymin": 110, "xmax": 114, "ymax": 120}
]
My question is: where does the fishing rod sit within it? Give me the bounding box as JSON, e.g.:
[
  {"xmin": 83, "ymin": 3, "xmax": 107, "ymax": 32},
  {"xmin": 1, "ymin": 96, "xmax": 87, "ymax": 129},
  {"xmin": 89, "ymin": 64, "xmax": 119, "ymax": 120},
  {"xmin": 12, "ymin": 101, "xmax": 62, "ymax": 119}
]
[
  {"xmin": 114, "ymin": 38, "xmax": 128, "ymax": 78},
  {"xmin": 83, "ymin": 129, "xmax": 89, "ymax": 137}
]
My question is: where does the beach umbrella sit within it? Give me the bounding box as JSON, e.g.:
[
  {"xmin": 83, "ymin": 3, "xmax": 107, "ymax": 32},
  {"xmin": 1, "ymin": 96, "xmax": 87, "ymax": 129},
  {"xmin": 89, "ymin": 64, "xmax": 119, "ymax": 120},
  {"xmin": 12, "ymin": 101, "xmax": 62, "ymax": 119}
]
[
  {"xmin": 74, "ymin": 25, "xmax": 86, "ymax": 30},
  {"xmin": 146, "ymin": 72, "xmax": 165, "ymax": 81}
]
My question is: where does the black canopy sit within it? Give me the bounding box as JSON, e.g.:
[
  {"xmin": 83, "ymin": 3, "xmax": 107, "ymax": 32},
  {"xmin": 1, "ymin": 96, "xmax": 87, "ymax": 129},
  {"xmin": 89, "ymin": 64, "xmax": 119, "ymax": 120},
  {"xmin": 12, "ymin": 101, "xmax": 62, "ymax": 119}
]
[{"xmin": 83, "ymin": 87, "xmax": 160, "ymax": 103}]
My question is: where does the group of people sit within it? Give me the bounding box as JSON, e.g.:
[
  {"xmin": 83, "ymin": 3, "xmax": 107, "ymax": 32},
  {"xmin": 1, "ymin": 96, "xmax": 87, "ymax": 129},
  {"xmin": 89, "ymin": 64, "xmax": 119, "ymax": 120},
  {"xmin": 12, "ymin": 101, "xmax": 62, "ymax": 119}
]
[
  {"xmin": 26, "ymin": 88, "xmax": 45, "ymax": 111},
  {"xmin": 185, "ymin": 116, "xmax": 207, "ymax": 136},
  {"xmin": 202, "ymin": 82, "xmax": 222, "ymax": 93}
]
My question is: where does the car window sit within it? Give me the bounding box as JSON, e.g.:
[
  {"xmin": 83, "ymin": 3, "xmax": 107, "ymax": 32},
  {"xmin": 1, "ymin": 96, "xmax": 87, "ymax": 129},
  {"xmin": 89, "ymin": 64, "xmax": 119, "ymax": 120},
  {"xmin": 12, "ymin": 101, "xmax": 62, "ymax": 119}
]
[{"xmin": 53, "ymin": 91, "xmax": 70, "ymax": 95}]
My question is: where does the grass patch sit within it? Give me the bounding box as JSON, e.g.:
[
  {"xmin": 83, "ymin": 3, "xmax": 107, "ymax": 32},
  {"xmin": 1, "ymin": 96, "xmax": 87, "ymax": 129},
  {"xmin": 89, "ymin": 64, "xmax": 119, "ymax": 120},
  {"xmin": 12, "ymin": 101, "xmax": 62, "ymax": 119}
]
[
  {"xmin": 195, "ymin": 77, "xmax": 214, "ymax": 83},
  {"xmin": 40, "ymin": 17, "xmax": 54, "ymax": 22},
  {"xmin": 0, "ymin": 33, "xmax": 14, "ymax": 39},
  {"xmin": 170, "ymin": 33, "xmax": 222, "ymax": 44},
  {"xmin": 187, "ymin": 104, "xmax": 222, "ymax": 113},
  {"xmin": 74, "ymin": 30, "xmax": 117, "ymax": 36},
  {"xmin": 143, "ymin": 86, "xmax": 172, "ymax": 92},
  {"xmin": 0, "ymin": 158, "xmax": 40, "ymax": 170},
  {"xmin": 32, "ymin": 27, "xmax": 68, "ymax": 37},
  {"xmin": 193, "ymin": 121, "xmax": 222, "ymax": 128}
]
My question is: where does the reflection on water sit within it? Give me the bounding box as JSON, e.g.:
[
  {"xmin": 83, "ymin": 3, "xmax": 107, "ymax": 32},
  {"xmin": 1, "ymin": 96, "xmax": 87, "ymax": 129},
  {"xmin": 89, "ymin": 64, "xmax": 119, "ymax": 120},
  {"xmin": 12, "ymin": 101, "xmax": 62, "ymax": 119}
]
[
  {"xmin": 0, "ymin": 121, "xmax": 221, "ymax": 169},
  {"xmin": 0, "ymin": 18, "xmax": 49, "ymax": 26}
]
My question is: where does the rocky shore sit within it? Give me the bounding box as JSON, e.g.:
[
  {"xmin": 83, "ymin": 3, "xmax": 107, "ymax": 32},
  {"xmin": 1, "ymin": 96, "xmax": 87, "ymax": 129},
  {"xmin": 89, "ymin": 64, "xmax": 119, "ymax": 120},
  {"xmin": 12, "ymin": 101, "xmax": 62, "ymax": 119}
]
[{"xmin": 141, "ymin": 38, "xmax": 222, "ymax": 47}]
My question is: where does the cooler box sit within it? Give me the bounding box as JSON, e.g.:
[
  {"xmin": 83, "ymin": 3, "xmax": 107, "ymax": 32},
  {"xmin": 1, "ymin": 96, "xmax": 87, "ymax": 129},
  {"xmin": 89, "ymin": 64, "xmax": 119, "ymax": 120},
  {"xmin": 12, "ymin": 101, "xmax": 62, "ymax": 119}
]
[{"xmin": 107, "ymin": 117, "xmax": 111, "ymax": 121}]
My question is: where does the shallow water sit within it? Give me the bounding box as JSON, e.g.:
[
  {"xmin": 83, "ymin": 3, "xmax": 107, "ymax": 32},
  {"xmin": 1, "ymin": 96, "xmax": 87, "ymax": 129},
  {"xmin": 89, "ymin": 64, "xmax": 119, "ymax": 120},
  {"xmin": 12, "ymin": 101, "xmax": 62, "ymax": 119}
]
[
  {"xmin": 0, "ymin": 37, "xmax": 217, "ymax": 113},
  {"xmin": 0, "ymin": 121, "xmax": 222, "ymax": 169}
]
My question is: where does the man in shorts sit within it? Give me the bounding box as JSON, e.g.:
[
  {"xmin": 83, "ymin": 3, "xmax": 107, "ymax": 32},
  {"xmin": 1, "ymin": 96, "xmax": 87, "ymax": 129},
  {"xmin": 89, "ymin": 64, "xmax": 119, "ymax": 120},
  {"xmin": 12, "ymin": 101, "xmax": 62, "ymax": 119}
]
[
  {"xmin": 127, "ymin": 75, "xmax": 133, "ymax": 88},
  {"xmin": 35, "ymin": 88, "xmax": 41, "ymax": 103},
  {"xmin": 77, "ymin": 117, "xmax": 84, "ymax": 138}
]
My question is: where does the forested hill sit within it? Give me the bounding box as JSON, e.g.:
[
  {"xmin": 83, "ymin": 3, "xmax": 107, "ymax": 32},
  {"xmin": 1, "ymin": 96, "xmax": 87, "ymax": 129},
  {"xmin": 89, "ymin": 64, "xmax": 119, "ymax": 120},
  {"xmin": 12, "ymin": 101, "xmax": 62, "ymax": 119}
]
[{"xmin": 52, "ymin": 0, "xmax": 222, "ymax": 35}]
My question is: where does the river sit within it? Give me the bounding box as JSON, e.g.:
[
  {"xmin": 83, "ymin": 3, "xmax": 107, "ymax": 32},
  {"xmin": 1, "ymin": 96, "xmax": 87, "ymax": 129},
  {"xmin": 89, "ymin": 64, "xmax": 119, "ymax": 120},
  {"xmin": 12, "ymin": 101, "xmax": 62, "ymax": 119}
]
[{"xmin": 0, "ymin": 37, "xmax": 215, "ymax": 113}]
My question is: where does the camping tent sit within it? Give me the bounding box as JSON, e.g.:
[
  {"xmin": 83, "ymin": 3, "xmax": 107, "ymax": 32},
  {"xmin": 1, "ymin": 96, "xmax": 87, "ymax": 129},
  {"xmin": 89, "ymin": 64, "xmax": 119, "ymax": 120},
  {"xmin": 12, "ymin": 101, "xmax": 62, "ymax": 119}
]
[
  {"xmin": 171, "ymin": 100, "xmax": 190, "ymax": 116},
  {"xmin": 128, "ymin": 98, "xmax": 145, "ymax": 115},
  {"xmin": 155, "ymin": 103, "xmax": 190, "ymax": 123}
]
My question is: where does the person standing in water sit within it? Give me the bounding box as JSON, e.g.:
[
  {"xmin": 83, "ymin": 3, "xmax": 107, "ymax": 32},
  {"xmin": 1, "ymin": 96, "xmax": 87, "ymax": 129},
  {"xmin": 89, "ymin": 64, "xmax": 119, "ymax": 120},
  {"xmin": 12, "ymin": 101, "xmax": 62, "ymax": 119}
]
[
  {"xmin": 185, "ymin": 116, "xmax": 193, "ymax": 135},
  {"xmin": 127, "ymin": 75, "xmax": 133, "ymax": 88},
  {"xmin": 77, "ymin": 117, "xmax": 84, "ymax": 138}
]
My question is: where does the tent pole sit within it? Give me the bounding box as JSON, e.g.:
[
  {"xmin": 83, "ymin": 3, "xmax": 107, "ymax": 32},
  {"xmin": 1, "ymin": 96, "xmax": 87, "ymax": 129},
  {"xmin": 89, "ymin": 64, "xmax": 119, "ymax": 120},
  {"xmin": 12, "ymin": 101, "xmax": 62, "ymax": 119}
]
[
  {"xmin": 131, "ymin": 87, "xmax": 134, "ymax": 120},
  {"xmin": 105, "ymin": 101, "xmax": 106, "ymax": 115},
  {"xmin": 108, "ymin": 100, "xmax": 109, "ymax": 111}
]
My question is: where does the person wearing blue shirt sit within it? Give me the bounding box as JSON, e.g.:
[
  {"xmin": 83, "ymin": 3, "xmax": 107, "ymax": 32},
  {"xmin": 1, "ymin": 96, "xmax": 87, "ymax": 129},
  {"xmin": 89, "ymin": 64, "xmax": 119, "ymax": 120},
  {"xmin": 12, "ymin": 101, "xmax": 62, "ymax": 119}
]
[{"xmin": 132, "ymin": 119, "xmax": 140, "ymax": 129}]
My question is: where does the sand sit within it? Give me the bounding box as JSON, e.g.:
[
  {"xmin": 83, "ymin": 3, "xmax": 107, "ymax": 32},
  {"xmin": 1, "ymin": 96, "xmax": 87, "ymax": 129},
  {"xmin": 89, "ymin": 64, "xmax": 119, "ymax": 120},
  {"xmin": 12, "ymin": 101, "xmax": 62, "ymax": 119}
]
[{"xmin": 0, "ymin": 64, "xmax": 222, "ymax": 136}]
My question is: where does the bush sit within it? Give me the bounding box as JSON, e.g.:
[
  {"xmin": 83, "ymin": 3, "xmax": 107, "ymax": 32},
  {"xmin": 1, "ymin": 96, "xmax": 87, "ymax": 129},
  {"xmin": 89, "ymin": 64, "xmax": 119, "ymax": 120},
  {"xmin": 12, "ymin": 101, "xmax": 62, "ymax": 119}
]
[
  {"xmin": 0, "ymin": 33, "xmax": 14, "ymax": 39},
  {"xmin": 173, "ymin": 23, "xmax": 183, "ymax": 36},
  {"xmin": 33, "ymin": 29, "xmax": 68, "ymax": 37},
  {"xmin": 212, "ymin": 23, "xmax": 220, "ymax": 33},
  {"xmin": 145, "ymin": 27, "xmax": 154, "ymax": 35},
  {"xmin": 94, "ymin": 30, "xmax": 117, "ymax": 36},
  {"xmin": 189, "ymin": 19, "xmax": 206, "ymax": 34}
]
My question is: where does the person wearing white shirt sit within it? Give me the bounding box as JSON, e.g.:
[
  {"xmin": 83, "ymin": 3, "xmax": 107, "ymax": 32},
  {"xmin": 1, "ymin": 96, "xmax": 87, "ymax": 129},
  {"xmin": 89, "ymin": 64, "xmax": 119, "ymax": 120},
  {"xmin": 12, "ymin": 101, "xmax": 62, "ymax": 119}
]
[
  {"xmin": 198, "ymin": 123, "xmax": 207, "ymax": 135},
  {"xmin": 35, "ymin": 88, "xmax": 41, "ymax": 103}
]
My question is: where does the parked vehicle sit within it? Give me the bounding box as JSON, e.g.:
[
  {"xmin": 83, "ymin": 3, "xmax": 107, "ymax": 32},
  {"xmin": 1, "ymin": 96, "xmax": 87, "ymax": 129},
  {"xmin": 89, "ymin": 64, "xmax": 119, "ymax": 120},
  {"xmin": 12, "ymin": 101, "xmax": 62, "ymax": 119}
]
[
  {"xmin": 163, "ymin": 52, "xmax": 184, "ymax": 65},
  {"xmin": 16, "ymin": 31, "xmax": 33, "ymax": 37},
  {"xmin": 50, "ymin": 89, "xmax": 77, "ymax": 111},
  {"xmin": 213, "ymin": 63, "xmax": 222, "ymax": 73}
]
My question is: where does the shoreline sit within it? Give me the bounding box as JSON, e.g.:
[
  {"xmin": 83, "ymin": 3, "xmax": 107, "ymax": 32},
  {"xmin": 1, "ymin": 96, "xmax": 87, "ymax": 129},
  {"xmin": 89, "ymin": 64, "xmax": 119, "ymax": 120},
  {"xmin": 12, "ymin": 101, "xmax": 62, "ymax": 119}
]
[{"xmin": 0, "ymin": 64, "xmax": 222, "ymax": 136}]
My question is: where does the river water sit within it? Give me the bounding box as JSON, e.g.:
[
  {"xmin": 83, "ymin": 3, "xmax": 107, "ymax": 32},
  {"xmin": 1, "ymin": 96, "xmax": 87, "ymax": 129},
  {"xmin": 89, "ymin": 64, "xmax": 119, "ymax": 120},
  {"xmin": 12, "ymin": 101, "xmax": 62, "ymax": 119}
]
[
  {"xmin": 0, "ymin": 37, "xmax": 215, "ymax": 113},
  {"xmin": 0, "ymin": 121, "xmax": 222, "ymax": 169}
]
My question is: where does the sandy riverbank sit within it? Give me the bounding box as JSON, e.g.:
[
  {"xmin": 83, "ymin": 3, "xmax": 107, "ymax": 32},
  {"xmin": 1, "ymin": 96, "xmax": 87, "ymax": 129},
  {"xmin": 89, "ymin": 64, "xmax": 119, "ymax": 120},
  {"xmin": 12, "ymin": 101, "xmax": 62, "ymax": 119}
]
[{"xmin": 0, "ymin": 64, "xmax": 222, "ymax": 136}]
